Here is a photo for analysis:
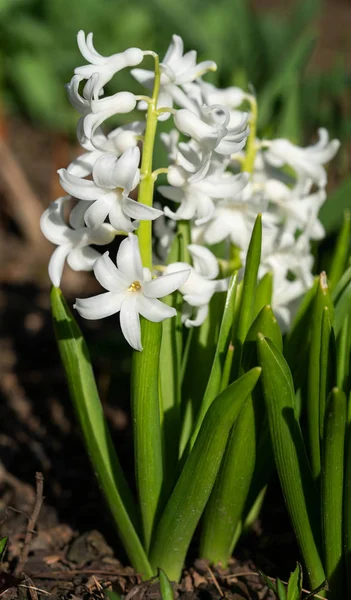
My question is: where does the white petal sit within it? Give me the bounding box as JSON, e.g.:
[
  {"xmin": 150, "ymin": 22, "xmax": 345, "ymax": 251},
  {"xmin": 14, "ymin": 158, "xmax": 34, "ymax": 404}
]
[
  {"xmin": 40, "ymin": 197, "xmax": 72, "ymax": 245},
  {"xmin": 67, "ymin": 247, "xmax": 100, "ymax": 271},
  {"xmin": 130, "ymin": 68, "xmax": 154, "ymax": 88},
  {"xmin": 122, "ymin": 196, "xmax": 163, "ymax": 221},
  {"xmin": 69, "ymin": 200, "xmax": 90, "ymax": 229},
  {"xmin": 119, "ymin": 300, "xmax": 142, "ymax": 351},
  {"xmin": 183, "ymin": 291, "xmax": 213, "ymax": 307},
  {"xmin": 194, "ymin": 194, "xmax": 215, "ymax": 226},
  {"xmin": 94, "ymin": 251, "xmax": 129, "ymax": 292},
  {"xmin": 67, "ymin": 151, "xmax": 101, "ymax": 177},
  {"xmin": 143, "ymin": 269, "xmax": 190, "ymax": 298},
  {"xmin": 48, "ymin": 245, "xmax": 71, "ymax": 287},
  {"xmin": 136, "ymin": 295, "xmax": 176, "ymax": 322},
  {"xmin": 185, "ymin": 304, "xmax": 208, "ymax": 327},
  {"xmin": 84, "ymin": 196, "xmax": 112, "ymax": 229},
  {"xmin": 117, "ymin": 234, "xmax": 143, "ymax": 280},
  {"xmin": 164, "ymin": 201, "xmax": 196, "ymax": 222},
  {"xmin": 158, "ymin": 186, "xmax": 183, "ymax": 203},
  {"xmin": 188, "ymin": 244, "xmax": 219, "ymax": 279},
  {"xmin": 111, "ymin": 147, "xmax": 140, "ymax": 192},
  {"xmin": 109, "ymin": 200, "xmax": 135, "ymax": 232},
  {"xmin": 58, "ymin": 169, "xmax": 100, "ymax": 201},
  {"xmin": 74, "ymin": 292, "xmax": 123, "ymax": 320}
]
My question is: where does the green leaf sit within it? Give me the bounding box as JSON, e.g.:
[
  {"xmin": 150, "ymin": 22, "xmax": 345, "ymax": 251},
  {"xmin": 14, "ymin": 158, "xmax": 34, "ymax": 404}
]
[
  {"xmin": 258, "ymin": 571, "xmax": 277, "ymax": 593},
  {"xmin": 258, "ymin": 30, "xmax": 315, "ymax": 129},
  {"xmin": 51, "ymin": 287, "xmax": 152, "ymax": 579},
  {"xmin": 328, "ymin": 210, "xmax": 351, "ymax": 290},
  {"xmin": 159, "ymin": 568, "xmax": 175, "ymax": 600},
  {"xmin": 159, "ymin": 234, "xmax": 185, "ymax": 496},
  {"xmin": 332, "ymin": 267, "xmax": 351, "ymax": 338},
  {"xmin": 319, "ymin": 178, "xmax": 351, "ymax": 234},
  {"xmin": 285, "ymin": 277, "xmax": 319, "ymax": 385},
  {"xmin": 277, "ymin": 579, "xmax": 288, "ymax": 600},
  {"xmin": 287, "ymin": 563, "xmax": 303, "ymax": 600},
  {"xmin": 257, "ymin": 335, "xmax": 325, "ymax": 590},
  {"xmin": 186, "ymin": 272, "xmax": 238, "ymax": 453},
  {"xmin": 321, "ymin": 388, "xmax": 346, "ymax": 600},
  {"xmin": 232, "ymin": 214, "xmax": 262, "ymax": 378},
  {"xmin": 131, "ymin": 319, "xmax": 163, "ymax": 553},
  {"xmin": 252, "ymin": 272, "xmax": 273, "ymax": 320},
  {"xmin": 105, "ymin": 591, "xmax": 122, "ymax": 600},
  {"xmin": 336, "ymin": 315, "xmax": 351, "ymax": 391},
  {"xmin": 200, "ymin": 393, "xmax": 256, "ymax": 566},
  {"xmin": 0, "ymin": 537, "xmax": 7, "ymax": 560},
  {"xmin": 319, "ymin": 308, "xmax": 336, "ymax": 441},
  {"xmin": 343, "ymin": 392, "xmax": 351, "ymax": 597},
  {"xmin": 149, "ymin": 367, "xmax": 261, "ymax": 581},
  {"xmin": 307, "ymin": 273, "xmax": 333, "ymax": 481}
]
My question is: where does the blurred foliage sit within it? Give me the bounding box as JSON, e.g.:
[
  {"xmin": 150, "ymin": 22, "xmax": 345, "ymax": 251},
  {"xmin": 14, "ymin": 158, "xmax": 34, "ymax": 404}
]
[
  {"xmin": 0, "ymin": 0, "xmax": 349, "ymax": 139},
  {"xmin": 0, "ymin": 0, "xmax": 350, "ymax": 231}
]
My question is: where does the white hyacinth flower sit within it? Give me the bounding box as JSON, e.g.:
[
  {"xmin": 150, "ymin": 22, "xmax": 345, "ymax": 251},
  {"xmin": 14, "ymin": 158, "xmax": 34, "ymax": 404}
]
[
  {"xmin": 132, "ymin": 34, "xmax": 216, "ymax": 119},
  {"xmin": 264, "ymin": 128, "xmax": 340, "ymax": 191},
  {"xmin": 67, "ymin": 122, "xmax": 145, "ymax": 179},
  {"xmin": 159, "ymin": 163, "xmax": 248, "ymax": 225},
  {"xmin": 40, "ymin": 196, "xmax": 116, "ymax": 287},
  {"xmin": 165, "ymin": 245, "xmax": 228, "ymax": 327},
  {"xmin": 75, "ymin": 31, "xmax": 144, "ymax": 99},
  {"xmin": 192, "ymin": 183, "xmax": 266, "ymax": 248},
  {"xmin": 74, "ymin": 234, "xmax": 190, "ymax": 351},
  {"xmin": 174, "ymin": 104, "xmax": 249, "ymax": 180},
  {"xmin": 58, "ymin": 147, "xmax": 162, "ymax": 231}
]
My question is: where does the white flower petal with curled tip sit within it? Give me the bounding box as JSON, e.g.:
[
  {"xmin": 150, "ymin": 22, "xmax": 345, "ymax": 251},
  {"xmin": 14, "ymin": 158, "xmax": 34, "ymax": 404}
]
[
  {"xmin": 159, "ymin": 160, "xmax": 248, "ymax": 226},
  {"xmin": 174, "ymin": 105, "xmax": 249, "ymax": 180},
  {"xmin": 74, "ymin": 31, "xmax": 144, "ymax": 99},
  {"xmin": 40, "ymin": 196, "xmax": 116, "ymax": 287},
  {"xmin": 74, "ymin": 234, "xmax": 190, "ymax": 351},
  {"xmin": 58, "ymin": 147, "xmax": 162, "ymax": 231},
  {"xmin": 132, "ymin": 34, "xmax": 216, "ymax": 119},
  {"xmin": 164, "ymin": 244, "xmax": 228, "ymax": 328},
  {"xmin": 264, "ymin": 128, "xmax": 340, "ymax": 190}
]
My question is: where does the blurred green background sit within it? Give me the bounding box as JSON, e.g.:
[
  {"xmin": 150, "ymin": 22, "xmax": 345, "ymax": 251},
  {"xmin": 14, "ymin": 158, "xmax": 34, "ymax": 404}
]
[{"xmin": 0, "ymin": 0, "xmax": 350, "ymax": 234}]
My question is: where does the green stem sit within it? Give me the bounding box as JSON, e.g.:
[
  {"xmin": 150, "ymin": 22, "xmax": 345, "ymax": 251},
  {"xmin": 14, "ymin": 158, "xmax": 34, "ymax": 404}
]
[
  {"xmin": 137, "ymin": 54, "xmax": 160, "ymax": 269},
  {"xmin": 242, "ymin": 97, "xmax": 258, "ymax": 174}
]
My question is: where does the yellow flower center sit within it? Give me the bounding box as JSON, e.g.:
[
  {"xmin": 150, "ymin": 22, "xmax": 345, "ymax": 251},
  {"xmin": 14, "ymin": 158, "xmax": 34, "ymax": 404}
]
[{"xmin": 127, "ymin": 280, "xmax": 142, "ymax": 292}]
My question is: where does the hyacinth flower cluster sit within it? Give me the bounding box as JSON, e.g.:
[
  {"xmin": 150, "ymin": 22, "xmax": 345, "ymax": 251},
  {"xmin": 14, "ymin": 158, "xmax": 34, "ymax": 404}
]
[{"xmin": 41, "ymin": 31, "xmax": 339, "ymax": 349}]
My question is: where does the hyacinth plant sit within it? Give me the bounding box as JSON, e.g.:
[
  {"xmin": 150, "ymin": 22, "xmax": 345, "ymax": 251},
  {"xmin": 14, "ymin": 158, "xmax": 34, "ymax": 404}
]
[{"xmin": 42, "ymin": 31, "xmax": 351, "ymax": 597}]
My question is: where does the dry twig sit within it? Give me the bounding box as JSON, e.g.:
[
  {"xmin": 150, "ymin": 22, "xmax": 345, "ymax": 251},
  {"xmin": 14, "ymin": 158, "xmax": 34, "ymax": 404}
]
[{"xmin": 15, "ymin": 472, "xmax": 44, "ymax": 576}]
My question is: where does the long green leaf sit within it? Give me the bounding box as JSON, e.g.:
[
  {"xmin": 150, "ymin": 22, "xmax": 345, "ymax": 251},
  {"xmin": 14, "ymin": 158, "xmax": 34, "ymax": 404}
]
[
  {"xmin": 321, "ymin": 388, "xmax": 346, "ymax": 600},
  {"xmin": 187, "ymin": 272, "xmax": 238, "ymax": 453},
  {"xmin": 343, "ymin": 392, "xmax": 351, "ymax": 597},
  {"xmin": 307, "ymin": 273, "xmax": 333, "ymax": 481},
  {"xmin": 149, "ymin": 368, "xmax": 261, "ymax": 581},
  {"xmin": 232, "ymin": 214, "xmax": 262, "ymax": 379},
  {"xmin": 200, "ymin": 306, "xmax": 282, "ymax": 565},
  {"xmin": 257, "ymin": 334, "xmax": 325, "ymax": 590},
  {"xmin": 328, "ymin": 210, "xmax": 351, "ymax": 290},
  {"xmin": 131, "ymin": 319, "xmax": 163, "ymax": 553},
  {"xmin": 51, "ymin": 287, "xmax": 152, "ymax": 579},
  {"xmin": 319, "ymin": 307, "xmax": 336, "ymax": 441},
  {"xmin": 159, "ymin": 234, "xmax": 185, "ymax": 495}
]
